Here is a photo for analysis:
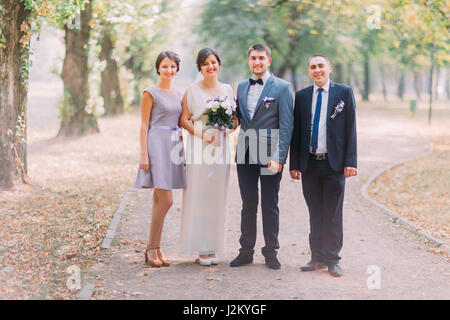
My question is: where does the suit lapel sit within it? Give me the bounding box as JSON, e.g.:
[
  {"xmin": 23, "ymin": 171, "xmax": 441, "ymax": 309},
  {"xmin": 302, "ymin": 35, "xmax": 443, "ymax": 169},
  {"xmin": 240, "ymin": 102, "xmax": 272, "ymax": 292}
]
[
  {"xmin": 240, "ymin": 81, "xmax": 251, "ymax": 122},
  {"xmin": 252, "ymin": 75, "xmax": 275, "ymax": 119},
  {"xmin": 304, "ymin": 86, "xmax": 314, "ymax": 134},
  {"xmin": 326, "ymin": 81, "xmax": 336, "ymax": 120},
  {"xmin": 326, "ymin": 81, "xmax": 337, "ymax": 148}
]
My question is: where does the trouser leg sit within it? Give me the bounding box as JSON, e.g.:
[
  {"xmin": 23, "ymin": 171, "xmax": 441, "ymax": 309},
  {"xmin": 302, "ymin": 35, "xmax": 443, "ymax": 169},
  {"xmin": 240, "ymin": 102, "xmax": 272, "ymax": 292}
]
[
  {"xmin": 236, "ymin": 163, "xmax": 259, "ymax": 256},
  {"xmin": 260, "ymin": 168, "xmax": 283, "ymax": 258}
]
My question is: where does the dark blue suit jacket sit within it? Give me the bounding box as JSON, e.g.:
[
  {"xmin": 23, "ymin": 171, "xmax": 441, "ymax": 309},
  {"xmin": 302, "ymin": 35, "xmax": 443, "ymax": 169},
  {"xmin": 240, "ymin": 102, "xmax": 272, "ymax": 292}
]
[{"xmin": 289, "ymin": 81, "xmax": 357, "ymax": 172}]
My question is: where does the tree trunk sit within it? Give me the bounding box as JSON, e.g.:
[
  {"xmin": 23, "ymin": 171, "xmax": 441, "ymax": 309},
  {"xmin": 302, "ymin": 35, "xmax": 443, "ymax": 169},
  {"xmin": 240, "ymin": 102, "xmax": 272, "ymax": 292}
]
[
  {"xmin": 0, "ymin": 1, "xmax": 31, "ymax": 189},
  {"xmin": 428, "ymin": 58, "xmax": 434, "ymax": 124},
  {"xmin": 363, "ymin": 52, "xmax": 370, "ymax": 101},
  {"xmin": 446, "ymin": 68, "xmax": 450, "ymax": 100},
  {"xmin": 272, "ymin": 61, "xmax": 287, "ymax": 81},
  {"xmin": 346, "ymin": 62, "xmax": 352, "ymax": 87},
  {"xmin": 100, "ymin": 28, "xmax": 123, "ymax": 116},
  {"xmin": 414, "ymin": 71, "xmax": 421, "ymax": 100},
  {"xmin": 290, "ymin": 65, "xmax": 297, "ymax": 91},
  {"xmin": 434, "ymin": 65, "xmax": 440, "ymax": 100},
  {"xmin": 380, "ymin": 62, "xmax": 388, "ymax": 102},
  {"xmin": 58, "ymin": 2, "xmax": 99, "ymax": 136},
  {"xmin": 334, "ymin": 62, "xmax": 344, "ymax": 84},
  {"xmin": 397, "ymin": 70, "xmax": 405, "ymax": 101}
]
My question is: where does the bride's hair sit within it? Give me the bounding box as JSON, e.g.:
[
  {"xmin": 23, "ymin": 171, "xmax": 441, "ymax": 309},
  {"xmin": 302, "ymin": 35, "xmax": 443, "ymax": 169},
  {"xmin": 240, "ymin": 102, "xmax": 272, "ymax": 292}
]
[{"xmin": 196, "ymin": 48, "xmax": 221, "ymax": 72}]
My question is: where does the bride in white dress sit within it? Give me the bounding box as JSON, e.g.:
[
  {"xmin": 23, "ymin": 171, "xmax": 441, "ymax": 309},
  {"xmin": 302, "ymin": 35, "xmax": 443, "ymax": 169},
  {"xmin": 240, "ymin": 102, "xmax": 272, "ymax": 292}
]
[{"xmin": 179, "ymin": 48, "xmax": 237, "ymax": 265}]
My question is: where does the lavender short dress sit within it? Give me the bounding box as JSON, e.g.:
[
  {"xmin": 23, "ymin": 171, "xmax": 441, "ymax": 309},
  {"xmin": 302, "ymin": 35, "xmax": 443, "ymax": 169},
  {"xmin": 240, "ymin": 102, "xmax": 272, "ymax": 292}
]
[{"xmin": 134, "ymin": 86, "xmax": 186, "ymax": 190}]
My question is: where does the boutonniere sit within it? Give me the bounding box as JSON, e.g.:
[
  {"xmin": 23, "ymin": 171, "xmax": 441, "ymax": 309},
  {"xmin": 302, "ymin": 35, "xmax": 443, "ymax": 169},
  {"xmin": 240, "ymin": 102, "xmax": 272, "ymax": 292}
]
[
  {"xmin": 331, "ymin": 100, "xmax": 345, "ymax": 119},
  {"xmin": 262, "ymin": 97, "xmax": 275, "ymax": 108}
]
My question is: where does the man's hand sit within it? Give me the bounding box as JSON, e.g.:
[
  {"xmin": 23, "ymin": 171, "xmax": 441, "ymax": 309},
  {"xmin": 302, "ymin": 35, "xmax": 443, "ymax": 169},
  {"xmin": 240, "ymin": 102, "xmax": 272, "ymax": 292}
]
[
  {"xmin": 290, "ymin": 170, "xmax": 300, "ymax": 180},
  {"xmin": 344, "ymin": 167, "xmax": 357, "ymax": 178},
  {"xmin": 267, "ymin": 160, "xmax": 282, "ymax": 173}
]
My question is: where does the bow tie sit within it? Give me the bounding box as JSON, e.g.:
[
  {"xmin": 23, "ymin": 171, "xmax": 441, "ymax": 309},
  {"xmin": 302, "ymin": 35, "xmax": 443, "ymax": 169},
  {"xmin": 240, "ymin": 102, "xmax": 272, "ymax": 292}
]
[{"xmin": 249, "ymin": 78, "xmax": 264, "ymax": 85}]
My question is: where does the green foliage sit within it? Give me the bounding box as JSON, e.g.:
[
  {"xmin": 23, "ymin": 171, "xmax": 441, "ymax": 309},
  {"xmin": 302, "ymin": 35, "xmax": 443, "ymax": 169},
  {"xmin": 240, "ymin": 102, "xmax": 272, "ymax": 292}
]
[
  {"xmin": 197, "ymin": 0, "xmax": 362, "ymax": 83},
  {"xmin": 205, "ymin": 107, "xmax": 234, "ymax": 129},
  {"xmin": 78, "ymin": 0, "xmax": 176, "ymax": 106},
  {"xmin": 197, "ymin": 0, "xmax": 449, "ymax": 86},
  {"xmin": 20, "ymin": 41, "xmax": 33, "ymax": 88},
  {"xmin": 40, "ymin": 0, "xmax": 91, "ymax": 27},
  {"xmin": 0, "ymin": 4, "xmax": 4, "ymax": 49},
  {"xmin": 384, "ymin": 0, "xmax": 449, "ymax": 71}
]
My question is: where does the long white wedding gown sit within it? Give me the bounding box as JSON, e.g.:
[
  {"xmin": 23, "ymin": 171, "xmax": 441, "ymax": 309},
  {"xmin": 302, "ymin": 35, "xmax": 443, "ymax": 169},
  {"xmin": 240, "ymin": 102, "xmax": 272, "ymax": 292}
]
[{"xmin": 180, "ymin": 82, "xmax": 235, "ymax": 256}]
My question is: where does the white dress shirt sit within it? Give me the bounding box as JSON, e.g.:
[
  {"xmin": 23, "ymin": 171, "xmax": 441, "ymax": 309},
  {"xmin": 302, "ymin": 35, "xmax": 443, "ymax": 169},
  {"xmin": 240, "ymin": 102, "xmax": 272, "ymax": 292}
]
[
  {"xmin": 247, "ymin": 71, "xmax": 271, "ymax": 119},
  {"xmin": 310, "ymin": 81, "xmax": 330, "ymax": 154}
]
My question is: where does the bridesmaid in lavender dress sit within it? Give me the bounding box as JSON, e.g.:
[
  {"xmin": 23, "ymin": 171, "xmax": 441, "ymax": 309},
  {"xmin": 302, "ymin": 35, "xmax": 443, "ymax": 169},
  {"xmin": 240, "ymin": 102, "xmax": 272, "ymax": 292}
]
[{"xmin": 134, "ymin": 51, "xmax": 186, "ymax": 268}]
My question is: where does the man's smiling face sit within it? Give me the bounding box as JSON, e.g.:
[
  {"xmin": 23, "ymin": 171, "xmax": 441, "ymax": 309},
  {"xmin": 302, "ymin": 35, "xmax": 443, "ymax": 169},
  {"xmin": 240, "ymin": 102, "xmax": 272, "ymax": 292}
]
[
  {"xmin": 248, "ymin": 50, "xmax": 272, "ymax": 78},
  {"xmin": 308, "ymin": 56, "xmax": 332, "ymax": 87}
]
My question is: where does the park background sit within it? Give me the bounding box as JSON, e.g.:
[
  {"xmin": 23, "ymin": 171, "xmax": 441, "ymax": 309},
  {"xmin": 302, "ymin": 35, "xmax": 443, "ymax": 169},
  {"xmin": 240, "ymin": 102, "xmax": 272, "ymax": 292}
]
[{"xmin": 0, "ymin": 0, "xmax": 448, "ymax": 299}]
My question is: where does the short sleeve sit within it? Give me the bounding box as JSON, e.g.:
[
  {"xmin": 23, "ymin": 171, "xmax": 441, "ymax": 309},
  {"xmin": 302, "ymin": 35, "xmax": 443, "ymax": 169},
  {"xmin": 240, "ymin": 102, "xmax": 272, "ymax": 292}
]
[{"xmin": 143, "ymin": 86, "xmax": 155, "ymax": 99}]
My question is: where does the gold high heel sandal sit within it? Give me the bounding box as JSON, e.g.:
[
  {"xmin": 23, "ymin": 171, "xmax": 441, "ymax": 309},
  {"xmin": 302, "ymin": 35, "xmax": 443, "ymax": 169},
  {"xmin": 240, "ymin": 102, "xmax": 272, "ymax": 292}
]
[
  {"xmin": 144, "ymin": 248, "xmax": 162, "ymax": 268},
  {"xmin": 156, "ymin": 247, "xmax": 170, "ymax": 267}
]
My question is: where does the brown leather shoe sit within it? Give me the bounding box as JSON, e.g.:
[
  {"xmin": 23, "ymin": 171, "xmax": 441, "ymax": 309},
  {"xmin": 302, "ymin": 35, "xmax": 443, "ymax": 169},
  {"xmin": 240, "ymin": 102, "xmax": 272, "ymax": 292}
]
[
  {"xmin": 144, "ymin": 248, "xmax": 162, "ymax": 268},
  {"xmin": 156, "ymin": 247, "xmax": 170, "ymax": 267}
]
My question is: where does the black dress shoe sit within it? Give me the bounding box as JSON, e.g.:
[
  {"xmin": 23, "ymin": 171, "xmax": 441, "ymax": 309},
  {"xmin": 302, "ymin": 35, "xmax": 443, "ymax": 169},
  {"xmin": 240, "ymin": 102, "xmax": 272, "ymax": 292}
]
[
  {"xmin": 327, "ymin": 264, "xmax": 343, "ymax": 277},
  {"xmin": 300, "ymin": 260, "xmax": 327, "ymax": 271},
  {"xmin": 230, "ymin": 254, "xmax": 253, "ymax": 267},
  {"xmin": 265, "ymin": 256, "xmax": 281, "ymax": 270}
]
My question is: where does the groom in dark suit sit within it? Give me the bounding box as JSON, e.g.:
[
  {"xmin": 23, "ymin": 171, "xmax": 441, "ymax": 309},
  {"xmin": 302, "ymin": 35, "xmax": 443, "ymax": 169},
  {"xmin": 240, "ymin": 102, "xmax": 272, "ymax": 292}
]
[
  {"xmin": 289, "ymin": 54, "xmax": 357, "ymax": 277},
  {"xmin": 231, "ymin": 44, "xmax": 294, "ymax": 269}
]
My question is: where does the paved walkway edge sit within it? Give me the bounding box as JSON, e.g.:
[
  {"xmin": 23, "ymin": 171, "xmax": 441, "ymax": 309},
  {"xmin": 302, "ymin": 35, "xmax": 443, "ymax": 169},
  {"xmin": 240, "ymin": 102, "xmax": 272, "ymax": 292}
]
[
  {"xmin": 101, "ymin": 188, "xmax": 135, "ymax": 250},
  {"xmin": 76, "ymin": 282, "xmax": 95, "ymax": 300},
  {"xmin": 77, "ymin": 188, "xmax": 135, "ymax": 300},
  {"xmin": 361, "ymin": 138, "xmax": 449, "ymax": 253}
]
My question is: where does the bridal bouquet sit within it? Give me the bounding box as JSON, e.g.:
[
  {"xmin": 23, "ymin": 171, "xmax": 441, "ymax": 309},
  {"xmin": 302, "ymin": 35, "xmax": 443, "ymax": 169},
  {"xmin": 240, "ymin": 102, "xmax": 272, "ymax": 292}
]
[{"xmin": 204, "ymin": 96, "xmax": 237, "ymax": 129}]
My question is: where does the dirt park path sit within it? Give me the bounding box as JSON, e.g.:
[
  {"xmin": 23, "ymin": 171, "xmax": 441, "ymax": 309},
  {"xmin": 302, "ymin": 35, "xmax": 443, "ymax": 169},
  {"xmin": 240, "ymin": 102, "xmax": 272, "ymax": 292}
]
[{"xmin": 94, "ymin": 108, "xmax": 449, "ymax": 300}]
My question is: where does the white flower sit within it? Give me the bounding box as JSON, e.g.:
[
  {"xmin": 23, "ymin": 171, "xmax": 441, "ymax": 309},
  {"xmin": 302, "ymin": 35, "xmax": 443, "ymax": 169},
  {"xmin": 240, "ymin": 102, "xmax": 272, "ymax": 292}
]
[
  {"xmin": 206, "ymin": 100, "xmax": 214, "ymax": 109},
  {"xmin": 222, "ymin": 99, "xmax": 232, "ymax": 109}
]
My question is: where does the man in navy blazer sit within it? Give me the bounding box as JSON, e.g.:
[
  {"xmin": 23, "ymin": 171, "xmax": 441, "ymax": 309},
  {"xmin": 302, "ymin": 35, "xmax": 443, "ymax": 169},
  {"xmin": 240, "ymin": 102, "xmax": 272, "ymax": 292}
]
[
  {"xmin": 289, "ymin": 54, "xmax": 357, "ymax": 277},
  {"xmin": 230, "ymin": 44, "xmax": 294, "ymax": 270}
]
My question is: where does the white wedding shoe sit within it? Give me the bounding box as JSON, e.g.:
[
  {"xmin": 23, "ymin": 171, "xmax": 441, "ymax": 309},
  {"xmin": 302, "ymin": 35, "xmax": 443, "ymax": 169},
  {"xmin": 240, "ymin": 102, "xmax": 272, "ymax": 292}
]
[
  {"xmin": 199, "ymin": 257, "xmax": 211, "ymax": 266},
  {"xmin": 210, "ymin": 256, "xmax": 218, "ymax": 265}
]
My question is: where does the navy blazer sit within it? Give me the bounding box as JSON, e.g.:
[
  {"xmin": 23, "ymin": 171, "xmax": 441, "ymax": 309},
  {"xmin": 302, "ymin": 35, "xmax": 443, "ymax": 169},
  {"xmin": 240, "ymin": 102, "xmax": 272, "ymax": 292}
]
[
  {"xmin": 289, "ymin": 81, "xmax": 357, "ymax": 172},
  {"xmin": 236, "ymin": 74, "xmax": 294, "ymax": 165}
]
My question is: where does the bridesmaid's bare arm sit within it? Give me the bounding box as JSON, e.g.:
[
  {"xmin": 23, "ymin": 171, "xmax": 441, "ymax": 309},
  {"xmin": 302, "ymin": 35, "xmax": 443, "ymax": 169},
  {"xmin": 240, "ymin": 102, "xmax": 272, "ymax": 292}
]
[{"xmin": 139, "ymin": 91, "xmax": 154, "ymax": 172}]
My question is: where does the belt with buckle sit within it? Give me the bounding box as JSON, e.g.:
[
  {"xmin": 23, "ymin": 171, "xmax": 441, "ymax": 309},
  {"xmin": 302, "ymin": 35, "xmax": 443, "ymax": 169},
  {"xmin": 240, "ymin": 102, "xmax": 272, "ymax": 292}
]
[{"xmin": 310, "ymin": 153, "xmax": 327, "ymax": 160}]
